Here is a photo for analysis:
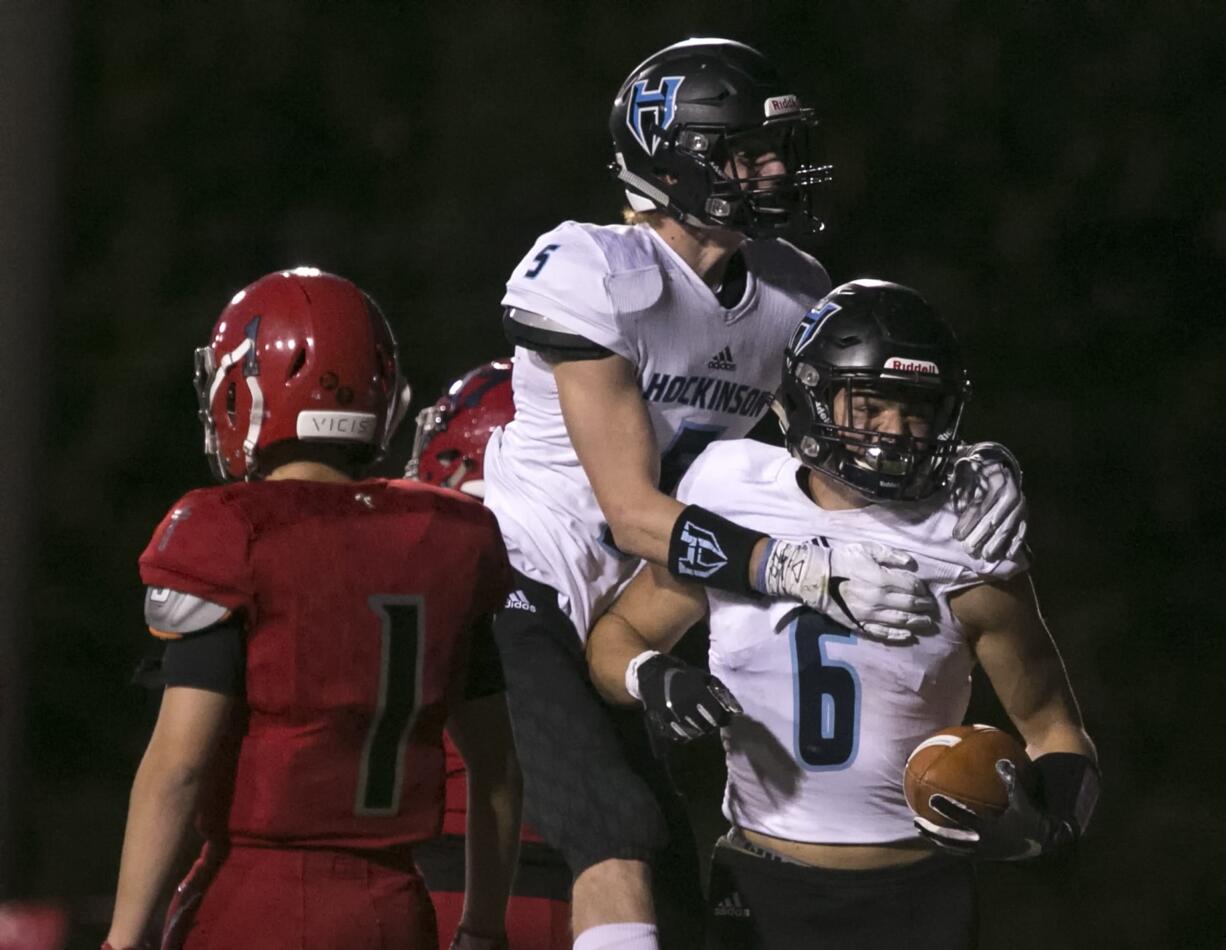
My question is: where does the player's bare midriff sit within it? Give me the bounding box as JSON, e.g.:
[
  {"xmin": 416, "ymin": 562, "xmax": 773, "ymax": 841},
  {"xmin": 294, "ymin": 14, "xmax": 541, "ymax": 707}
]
[{"xmin": 741, "ymin": 827, "xmax": 934, "ymax": 870}]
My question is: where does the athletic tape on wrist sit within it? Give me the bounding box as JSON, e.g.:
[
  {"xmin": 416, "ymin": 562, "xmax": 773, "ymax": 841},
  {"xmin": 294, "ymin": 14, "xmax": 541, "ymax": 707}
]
[
  {"xmin": 667, "ymin": 504, "xmax": 766, "ymax": 596},
  {"xmin": 625, "ymin": 649, "xmax": 660, "ymax": 702},
  {"xmin": 760, "ymin": 539, "xmax": 814, "ymax": 599},
  {"xmin": 754, "ymin": 538, "xmax": 778, "ymax": 594}
]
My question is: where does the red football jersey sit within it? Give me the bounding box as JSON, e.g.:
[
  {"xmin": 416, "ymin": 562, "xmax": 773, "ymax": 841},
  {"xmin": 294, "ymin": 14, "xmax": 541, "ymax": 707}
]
[{"xmin": 139, "ymin": 477, "xmax": 511, "ymax": 850}]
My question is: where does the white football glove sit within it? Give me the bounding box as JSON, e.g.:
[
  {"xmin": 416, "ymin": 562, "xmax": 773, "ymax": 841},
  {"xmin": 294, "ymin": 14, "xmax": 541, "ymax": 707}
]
[
  {"xmin": 951, "ymin": 441, "xmax": 1029, "ymax": 561},
  {"xmin": 761, "ymin": 539, "xmax": 937, "ymax": 641},
  {"xmin": 950, "ymin": 442, "xmax": 1028, "ymax": 562}
]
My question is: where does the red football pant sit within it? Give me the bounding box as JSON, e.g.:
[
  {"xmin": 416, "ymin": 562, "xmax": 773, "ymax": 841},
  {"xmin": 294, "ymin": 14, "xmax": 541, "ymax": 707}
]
[{"xmin": 169, "ymin": 844, "xmax": 437, "ymax": 949}]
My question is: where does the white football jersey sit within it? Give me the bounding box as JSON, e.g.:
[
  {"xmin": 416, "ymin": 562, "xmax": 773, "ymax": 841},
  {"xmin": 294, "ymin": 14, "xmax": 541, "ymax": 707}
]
[
  {"xmin": 484, "ymin": 220, "xmax": 830, "ymax": 638},
  {"xmin": 674, "ymin": 439, "xmax": 1029, "ymax": 845}
]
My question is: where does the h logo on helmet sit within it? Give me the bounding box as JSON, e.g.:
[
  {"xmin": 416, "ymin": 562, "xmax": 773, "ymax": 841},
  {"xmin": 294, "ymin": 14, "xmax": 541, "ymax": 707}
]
[
  {"xmin": 790, "ymin": 300, "xmax": 841, "ymax": 359},
  {"xmin": 626, "ymin": 76, "xmax": 685, "ymax": 155}
]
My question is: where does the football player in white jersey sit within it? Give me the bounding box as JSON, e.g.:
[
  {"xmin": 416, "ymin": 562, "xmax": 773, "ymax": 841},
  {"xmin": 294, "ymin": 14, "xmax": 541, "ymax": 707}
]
[
  {"xmin": 587, "ymin": 280, "xmax": 1100, "ymax": 950},
  {"xmin": 484, "ymin": 38, "xmax": 1027, "ymax": 950}
]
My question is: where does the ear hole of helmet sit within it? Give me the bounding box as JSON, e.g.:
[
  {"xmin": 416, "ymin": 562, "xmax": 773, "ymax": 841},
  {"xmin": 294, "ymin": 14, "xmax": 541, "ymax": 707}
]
[
  {"xmin": 286, "ymin": 348, "xmax": 307, "ymax": 380},
  {"xmin": 225, "ymin": 381, "xmax": 237, "ymax": 424}
]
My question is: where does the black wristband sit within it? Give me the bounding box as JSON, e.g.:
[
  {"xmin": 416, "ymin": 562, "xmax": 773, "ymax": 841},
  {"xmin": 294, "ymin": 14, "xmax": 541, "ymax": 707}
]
[
  {"xmin": 667, "ymin": 504, "xmax": 766, "ymax": 596},
  {"xmin": 1034, "ymin": 752, "xmax": 1100, "ymax": 837}
]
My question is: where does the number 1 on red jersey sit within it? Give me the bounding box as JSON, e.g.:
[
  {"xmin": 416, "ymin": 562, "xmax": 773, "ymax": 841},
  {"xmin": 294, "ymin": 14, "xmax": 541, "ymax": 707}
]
[{"xmin": 356, "ymin": 596, "xmax": 426, "ymax": 816}]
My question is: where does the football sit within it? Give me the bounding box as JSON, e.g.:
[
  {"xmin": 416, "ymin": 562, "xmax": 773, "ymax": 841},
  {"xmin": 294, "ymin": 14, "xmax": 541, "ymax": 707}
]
[{"xmin": 904, "ymin": 724, "xmax": 1034, "ymax": 827}]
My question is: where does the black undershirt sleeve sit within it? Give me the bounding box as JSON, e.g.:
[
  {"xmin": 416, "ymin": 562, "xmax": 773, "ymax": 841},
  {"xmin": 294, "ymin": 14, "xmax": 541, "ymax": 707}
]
[
  {"xmin": 464, "ymin": 612, "xmax": 505, "ymax": 700},
  {"xmin": 134, "ymin": 621, "xmax": 245, "ymax": 697},
  {"xmin": 502, "ymin": 307, "xmax": 613, "ymax": 362}
]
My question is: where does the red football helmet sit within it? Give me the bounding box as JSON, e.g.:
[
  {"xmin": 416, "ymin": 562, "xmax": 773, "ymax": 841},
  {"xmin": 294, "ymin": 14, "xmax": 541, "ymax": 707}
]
[
  {"xmin": 407, "ymin": 359, "xmax": 514, "ymax": 497},
  {"xmin": 194, "ymin": 267, "xmax": 406, "ymax": 480}
]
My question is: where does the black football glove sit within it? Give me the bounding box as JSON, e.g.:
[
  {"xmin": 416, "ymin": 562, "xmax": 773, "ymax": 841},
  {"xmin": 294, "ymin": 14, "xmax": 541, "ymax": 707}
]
[
  {"xmin": 914, "ymin": 753, "xmax": 1100, "ymax": 862},
  {"xmin": 636, "ymin": 653, "xmax": 742, "ymax": 744}
]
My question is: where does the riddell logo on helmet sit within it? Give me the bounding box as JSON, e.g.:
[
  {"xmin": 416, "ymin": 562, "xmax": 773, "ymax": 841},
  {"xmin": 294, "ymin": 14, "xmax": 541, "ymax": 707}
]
[
  {"xmin": 764, "ymin": 95, "xmax": 800, "ymax": 117},
  {"xmin": 884, "ymin": 356, "xmax": 940, "ymax": 375},
  {"xmin": 297, "ymin": 411, "xmax": 377, "ymax": 442}
]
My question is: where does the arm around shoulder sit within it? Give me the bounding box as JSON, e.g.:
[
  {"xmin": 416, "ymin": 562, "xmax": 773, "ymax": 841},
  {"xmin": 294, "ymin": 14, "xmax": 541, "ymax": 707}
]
[
  {"xmin": 555, "ymin": 357, "xmax": 772, "ymax": 593},
  {"xmin": 553, "ymin": 354, "xmax": 684, "ymax": 565}
]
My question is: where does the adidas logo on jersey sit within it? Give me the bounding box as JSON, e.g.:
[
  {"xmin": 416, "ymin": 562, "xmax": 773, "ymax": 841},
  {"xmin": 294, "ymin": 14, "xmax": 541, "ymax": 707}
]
[
  {"xmin": 707, "ymin": 346, "xmax": 737, "ymax": 371},
  {"xmin": 504, "ymin": 590, "xmax": 536, "ymax": 613},
  {"xmin": 713, "ymin": 892, "xmax": 751, "ymax": 918}
]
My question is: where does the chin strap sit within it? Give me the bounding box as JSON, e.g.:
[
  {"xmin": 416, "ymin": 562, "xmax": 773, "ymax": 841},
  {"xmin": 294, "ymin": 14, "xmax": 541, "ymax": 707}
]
[{"xmin": 611, "ymin": 153, "xmax": 711, "ymax": 230}]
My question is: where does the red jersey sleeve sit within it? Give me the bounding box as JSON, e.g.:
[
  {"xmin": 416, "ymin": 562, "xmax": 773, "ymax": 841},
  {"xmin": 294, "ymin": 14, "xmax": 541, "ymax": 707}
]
[{"xmin": 139, "ymin": 487, "xmax": 255, "ymax": 616}]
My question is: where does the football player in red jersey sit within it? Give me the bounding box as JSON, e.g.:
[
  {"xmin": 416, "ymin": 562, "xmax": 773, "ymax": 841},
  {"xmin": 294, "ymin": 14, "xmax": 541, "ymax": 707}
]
[
  {"xmin": 408, "ymin": 360, "xmax": 572, "ymax": 950},
  {"xmin": 104, "ymin": 269, "xmax": 521, "ymax": 950}
]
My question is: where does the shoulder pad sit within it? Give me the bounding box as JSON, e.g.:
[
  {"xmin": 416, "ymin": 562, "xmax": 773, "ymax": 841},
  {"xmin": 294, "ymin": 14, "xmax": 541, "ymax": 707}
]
[
  {"xmin": 911, "ymin": 491, "xmax": 1032, "ymax": 581},
  {"xmin": 675, "ymin": 440, "xmax": 786, "ymax": 508},
  {"xmin": 145, "ymin": 587, "xmax": 232, "ymax": 639},
  {"xmin": 504, "ymin": 223, "xmax": 609, "ymax": 301},
  {"xmin": 604, "ymin": 266, "xmax": 664, "ymax": 315},
  {"xmin": 139, "ymin": 487, "xmax": 253, "ymax": 612},
  {"xmin": 501, "ymin": 222, "xmax": 640, "ymax": 360},
  {"xmin": 579, "ymin": 225, "xmax": 665, "ymax": 314},
  {"xmin": 384, "ymin": 478, "xmax": 492, "ymax": 519}
]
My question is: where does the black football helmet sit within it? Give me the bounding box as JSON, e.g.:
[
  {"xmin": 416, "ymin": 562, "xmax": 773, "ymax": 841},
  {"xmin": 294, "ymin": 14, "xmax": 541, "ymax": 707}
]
[
  {"xmin": 776, "ymin": 280, "xmax": 971, "ymax": 500},
  {"xmin": 609, "ymin": 37, "xmax": 832, "ymax": 238}
]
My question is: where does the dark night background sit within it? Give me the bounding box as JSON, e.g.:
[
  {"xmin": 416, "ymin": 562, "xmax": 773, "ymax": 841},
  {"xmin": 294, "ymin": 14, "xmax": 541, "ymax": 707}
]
[{"xmin": 1, "ymin": 2, "xmax": 1223, "ymax": 947}]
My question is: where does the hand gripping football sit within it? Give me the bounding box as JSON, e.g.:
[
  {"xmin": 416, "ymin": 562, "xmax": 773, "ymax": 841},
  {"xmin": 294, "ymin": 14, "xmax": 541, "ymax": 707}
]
[{"xmin": 904, "ymin": 724, "xmax": 1035, "ymax": 826}]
